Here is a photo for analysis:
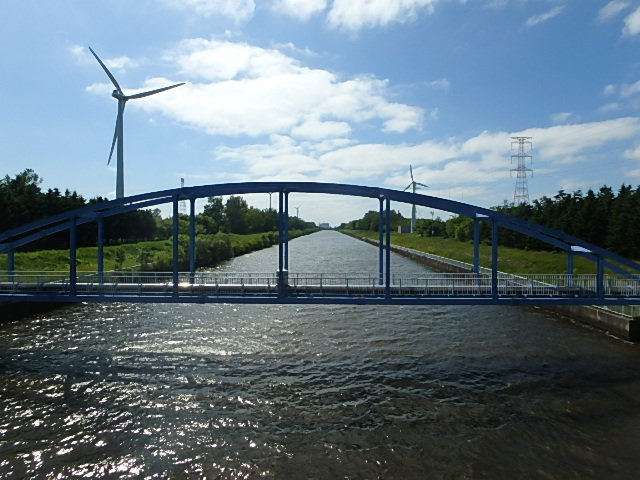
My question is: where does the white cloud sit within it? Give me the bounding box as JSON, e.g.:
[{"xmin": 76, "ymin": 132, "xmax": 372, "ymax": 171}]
[
  {"xmin": 518, "ymin": 118, "xmax": 640, "ymax": 162},
  {"xmin": 291, "ymin": 119, "xmax": 352, "ymax": 140},
  {"xmin": 600, "ymin": 102, "xmax": 621, "ymax": 113},
  {"xmin": 428, "ymin": 78, "xmax": 450, "ymax": 90},
  {"xmin": 624, "ymin": 143, "xmax": 640, "ymax": 160},
  {"xmin": 139, "ymin": 39, "xmax": 424, "ymax": 140},
  {"xmin": 623, "ymin": 6, "xmax": 640, "ymax": 35},
  {"xmin": 525, "ymin": 6, "xmax": 565, "ymax": 27},
  {"xmin": 273, "ymin": 0, "xmax": 327, "ymax": 20},
  {"xmin": 327, "ymin": 0, "xmax": 440, "ymax": 30},
  {"xmin": 620, "ymin": 80, "xmax": 640, "ymax": 97},
  {"xmin": 173, "ymin": 117, "xmax": 640, "ymax": 222},
  {"xmin": 550, "ymin": 112, "xmax": 580, "ymax": 124},
  {"xmin": 74, "ymin": 45, "xmax": 138, "ymax": 72},
  {"xmin": 163, "ymin": 0, "xmax": 255, "ymax": 21},
  {"xmin": 597, "ymin": 1, "xmax": 630, "ymax": 23}
]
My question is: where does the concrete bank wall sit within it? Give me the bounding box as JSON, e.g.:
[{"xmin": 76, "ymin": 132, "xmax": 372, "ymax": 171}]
[
  {"xmin": 542, "ymin": 305, "xmax": 640, "ymax": 342},
  {"xmin": 351, "ymin": 234, "xmax": 639, "ymax": 342}
]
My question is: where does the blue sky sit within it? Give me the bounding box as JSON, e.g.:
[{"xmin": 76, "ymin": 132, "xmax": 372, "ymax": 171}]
[{"xmin": 2, "ymin": 0, "xmax": 640, "ymax": 226}]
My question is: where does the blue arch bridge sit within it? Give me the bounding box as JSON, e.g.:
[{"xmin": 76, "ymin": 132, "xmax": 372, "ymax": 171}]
[{"xmin": 2, "ymin": 182, "xmax": 640, "ymax": 307}]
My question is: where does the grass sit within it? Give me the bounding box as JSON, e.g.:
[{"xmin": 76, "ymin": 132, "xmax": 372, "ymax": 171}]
[
  {"xmin": 340, "ymin": 229, "xmax": 602, "ymax": 275},
  {"xmin": 0, "ymin": 230, "xmax": 315, "ymax": 272}
]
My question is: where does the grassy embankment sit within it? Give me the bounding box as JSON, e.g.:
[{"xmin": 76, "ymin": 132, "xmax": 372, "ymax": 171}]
[
  {"xmin": 0, "ymin": 230, "xmax": 314, "ymax": 272},
  {"xmin": 341, "ymin": 229, "xmax": 606, "ymax": 275}
]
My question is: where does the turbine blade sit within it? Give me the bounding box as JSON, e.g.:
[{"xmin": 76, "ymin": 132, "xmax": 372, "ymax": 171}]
[
  {"xmin": 88, "ymin": 47, "xmax": 123, "ymax": 94},
  {"xmin": 127, "ymin": 82, "xmax": 185, "ymax": 100},
  {"xmin": 107, "ymin": 120, "xmax": 118, "ymax": 165},
  {"xmin": 410, "ymin": 165, "xmax": 414, "ymax": 182},
  {"xmin": 403, "ymin": 183, "xmax": 413, "ymax": 191},
  {"xmin": 417, "ymin": 182, "xmax": 428, "ymax": 188},
  {"xmin": 108, "ymin": 104, "xmax": 124, "ymax": 165}
]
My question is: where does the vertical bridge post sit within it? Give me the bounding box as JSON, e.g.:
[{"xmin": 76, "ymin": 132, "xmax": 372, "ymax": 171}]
[
  {"xmin": 69, "ymin": 216, "xmax": 77, "ymax": 297},
  {"xmin": 8, "ymin": 250, "xmax": 15, "ymax": 283},
  {"xmin": 189, "ymin": 198, "xmax": 196, "ymax": 284},
  {"xmin": 385, "ymin": 197, "xmax": 391, "ymax": 298},
  {"xmin": 378, "ymin": 196, "xmax": 384, "ymax": 286},
  {"xmin": 284, "ymin": 191, "xmax": 289, "ymax": 271},
  {"xmin": 172, "ymin": 196, "xmax": 179, "ymax": 297},
  {"xmin": 491, "ymin": 219, "xmax": 499, "ymax": 299},
  {"xmin": 474, "ymin": 214, "xmax": 488, "ymax": 275},
  {"xmin": 596, "ymin": 253, "xmax": 605, "ymax": 299},
  {"xmin": 97, "ymin": 216, "xmax": 104, "ymax": 284},
  {"xmin": 278, "ymin": 190, "xmax": 290, "ymax": 296},
  {"xmin": 569, "ymin": 246, "xmax": 590, "ymax": 289}
]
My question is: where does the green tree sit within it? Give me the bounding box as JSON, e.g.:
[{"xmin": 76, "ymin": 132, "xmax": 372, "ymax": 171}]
[
  {"xmin": 201, "ymin": 197, "xmax": 224, "ymax": 234},
  {"xmin": 224, "ymin": 196, "xmax": 249, "ymax": 234}
]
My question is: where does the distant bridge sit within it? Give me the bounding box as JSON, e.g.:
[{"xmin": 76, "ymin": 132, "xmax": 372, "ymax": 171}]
[{"xmin": 2, "ymin": 182, "xmax": 640, "ymax": 306}]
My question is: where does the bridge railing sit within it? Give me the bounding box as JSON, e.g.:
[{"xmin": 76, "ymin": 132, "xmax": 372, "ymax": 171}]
[{"xmin": 1, "ymin": 271, "xmax": 640, "ymax": 299}]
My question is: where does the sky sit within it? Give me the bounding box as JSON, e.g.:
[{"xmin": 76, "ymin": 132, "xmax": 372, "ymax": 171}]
[{"xmin": 2, "ymin": 0, "xmax": 640, "ymax": 227}]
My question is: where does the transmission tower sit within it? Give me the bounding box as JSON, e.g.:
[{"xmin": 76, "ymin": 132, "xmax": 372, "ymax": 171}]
[{"xmin": 510, "ymin": 137, "xmax": 533, "ymax": 205}]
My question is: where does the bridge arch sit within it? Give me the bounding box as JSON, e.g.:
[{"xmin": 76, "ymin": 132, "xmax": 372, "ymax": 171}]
[{"xmin": 1, "ymin": 182, "xmax": 640, "ymax": 305}]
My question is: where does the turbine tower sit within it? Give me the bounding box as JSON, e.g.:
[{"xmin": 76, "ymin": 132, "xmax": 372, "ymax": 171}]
[
  {"xmin": 89, "ymin": 47, "xmax": 184, "ymax": 199},
  {"xmin": 403, "ymin": 165, "xmax": 428, "ymax": 233}
]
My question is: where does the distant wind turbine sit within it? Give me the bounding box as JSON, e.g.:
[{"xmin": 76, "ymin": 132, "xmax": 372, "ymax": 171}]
[
  {"xmin": 403, "ymin": 165, "xmax": 428, "ymax": 233},
  {"xmin": 89, "ymin": 47, "xmax": 184, "ymax": 199}
]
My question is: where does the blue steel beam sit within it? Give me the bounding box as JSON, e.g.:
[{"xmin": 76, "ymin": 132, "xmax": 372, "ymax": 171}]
[
  {"xmin": 2, "ymin": 180, "xmax": 639, "ymax": 275},
  {"xmin": 385, "ymin": 197, "xmax": 391, "ymax": 298},
  {"xmin": 97, "ymin": 216, "xmax": 104, "ymax": 283},
  {"xmin": 172, "ymin": 197, "xmax": 179, "ymax": 298},
  {"xmin": 3, "ymin": 181, "xmax": 640, "ymax": 282},
  {"xmin": 278, "ymin": 190, "xmax": 285, "ymax": 297},
  {"xmin": 69, "ymin": 217, "xmax": 77, "ymax": 296},
  {"xmin": 189, "ymin": 198, "xmax": 196, "ymax": 283},
  {"xmin": 378, "ymin": 196, "xmax": 384, "ymax": 286},
  {"xmin": 284, "ymin": 191, "xmax": 289, "ymax": 271},
  {"xmin": 5, "ymin": 293, "xmax": 640, "ymax": 307}
]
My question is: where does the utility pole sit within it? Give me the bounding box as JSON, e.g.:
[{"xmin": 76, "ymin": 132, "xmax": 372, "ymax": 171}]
[{"xmin": 511, "ymin": 137, "xmax": 533, "ymax": 205}]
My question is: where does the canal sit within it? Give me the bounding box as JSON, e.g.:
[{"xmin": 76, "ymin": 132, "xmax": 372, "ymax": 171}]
[{"xmin": 1, "ymin": 230, "xmax": 640, "ymax": 478}]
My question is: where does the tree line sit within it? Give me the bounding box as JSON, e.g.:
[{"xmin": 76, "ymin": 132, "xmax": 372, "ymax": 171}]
[
  {"xmin": 340, "ymin": 184, "xmax": 640, "ymax": 259},
  {"xmin": 1, "ymin": 169, "xmax": 316, "ymax": 251}
]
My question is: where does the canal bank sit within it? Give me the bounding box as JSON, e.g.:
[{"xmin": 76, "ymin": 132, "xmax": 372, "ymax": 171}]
[{"xmin": 350, "ymin": 233, "xmax": 640, "ymax": 342}]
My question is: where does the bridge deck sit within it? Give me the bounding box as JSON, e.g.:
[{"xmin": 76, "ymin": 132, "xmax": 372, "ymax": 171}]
[{"xmin": 2, "ymin": 272, "xmax": 640, "ymax": 305}]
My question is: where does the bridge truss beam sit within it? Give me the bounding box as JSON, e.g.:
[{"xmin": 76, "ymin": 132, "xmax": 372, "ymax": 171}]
[{"xmin": 2, "ymin": 182, "xmax": 640, "ymax": 306}]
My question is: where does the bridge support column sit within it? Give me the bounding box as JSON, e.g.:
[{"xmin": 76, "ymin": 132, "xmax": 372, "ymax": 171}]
[
  {"xmin": 69, "ymin": 216, "xmax": 77, "ymax": 296},
  {"xmin": 172, "ymin": 197, "xmax": 179, "ymax": 297},
  {"xmin": 97, "ymin": 216, "xmax": 104, "ymax": 284},
  {"xmin": 8, "ymin": 250, "xmax": 14, "ymax": 283},
  {"xmin": 285, "ymin": 191, "xmax": 289, "ymax": 271},
  {"xmin": 567, "ymin": 249, "xmax": 574, "ymax": 287},
  {"xmin": 385, "ymin": 197, "xmax": 391, "ymax": 298},
  {"xmin": 491, "ymin": 220, "xmax": 498, "ymax": 300},
  {"xmin": 379, "ymin": 196, "xmax": 384, "ymax": 285},
  {"xmin": 474, "ymin": 218, "xmax": 480, "ymax": 274},
  {"xmin": 596, "ymin": 254, "xmax": 605, "ymax": 298},
  {"xmin": 277, "ymin": 190, "xmax": 289, "ymax": 297},
  {"xmin": 189, "ymin": 198, "xmax": 196, "ymax": 284}
]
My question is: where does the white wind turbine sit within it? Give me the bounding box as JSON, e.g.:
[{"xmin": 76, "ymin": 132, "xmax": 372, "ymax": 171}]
[
  {"xmin": 403, "ymin": 165, "xmax": 428, "ymax": 233},
  {"xmin": 89, "ymin": 47, "xmax": 184, "ymax": 199}
]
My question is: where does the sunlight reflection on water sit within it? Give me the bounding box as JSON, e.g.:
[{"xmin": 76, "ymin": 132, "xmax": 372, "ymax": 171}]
[{"xmin": 1, "ymin": 232, "xmax": 640, "ymax": 478}]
